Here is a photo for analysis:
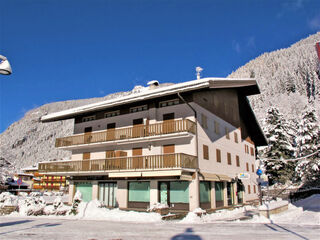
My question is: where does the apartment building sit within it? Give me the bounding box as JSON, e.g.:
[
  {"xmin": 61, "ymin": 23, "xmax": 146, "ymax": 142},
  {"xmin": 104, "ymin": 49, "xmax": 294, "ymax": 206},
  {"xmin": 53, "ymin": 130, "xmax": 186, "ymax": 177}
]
[
  {"xmin": 39, "ymin": 78, "xmax": 266, "ymax": 211},
  {"xmin": 22, "ymin": 166, "xmax": 68, "ymax": 191}
]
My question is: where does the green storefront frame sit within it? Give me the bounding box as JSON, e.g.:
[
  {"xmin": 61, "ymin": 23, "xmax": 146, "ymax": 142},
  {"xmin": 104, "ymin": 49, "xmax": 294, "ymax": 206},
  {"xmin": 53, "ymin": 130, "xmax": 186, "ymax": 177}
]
[
  {"xmin": 76, "ymin": 183, "xmax": 92, "ymax": 202},
  {"xmin": 128, "ymin": 181, "xmax": 150, "ymax": 209}
]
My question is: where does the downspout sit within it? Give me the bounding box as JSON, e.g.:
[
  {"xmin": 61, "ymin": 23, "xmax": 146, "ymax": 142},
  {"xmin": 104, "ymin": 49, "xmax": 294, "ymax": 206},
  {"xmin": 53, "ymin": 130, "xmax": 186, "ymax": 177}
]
[{"xmin": 177, "ymin": 92, "xmax": 200, "ymax": 209}]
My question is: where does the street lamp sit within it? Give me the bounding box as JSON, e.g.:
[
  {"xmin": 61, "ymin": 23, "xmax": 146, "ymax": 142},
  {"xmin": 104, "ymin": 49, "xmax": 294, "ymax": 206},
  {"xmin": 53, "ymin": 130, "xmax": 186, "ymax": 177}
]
[{"xmin": 0, "ymin": 55, "xmax": 12, "ymax": 75}]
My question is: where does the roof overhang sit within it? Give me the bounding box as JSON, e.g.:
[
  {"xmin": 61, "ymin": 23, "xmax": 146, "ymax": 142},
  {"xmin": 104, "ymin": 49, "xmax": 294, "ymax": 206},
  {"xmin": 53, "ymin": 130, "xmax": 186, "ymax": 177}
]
[{"xmin": 41, "ymin": 77, "xmax": 260, "ymax": 122}]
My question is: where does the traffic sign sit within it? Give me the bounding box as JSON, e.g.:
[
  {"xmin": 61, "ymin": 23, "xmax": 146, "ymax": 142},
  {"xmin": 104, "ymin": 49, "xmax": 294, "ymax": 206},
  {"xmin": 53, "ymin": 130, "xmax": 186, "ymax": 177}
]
[
  {"xmin": 17, "ymin": 178, "xmax": 22, "ymax": 186},
  {"xmin": 256, "ymin": 169, "xmax": 263, "ymax": 176},
  {"xmin": 238, "ymin": 173, "xmax": 250, "ymax": 179}
]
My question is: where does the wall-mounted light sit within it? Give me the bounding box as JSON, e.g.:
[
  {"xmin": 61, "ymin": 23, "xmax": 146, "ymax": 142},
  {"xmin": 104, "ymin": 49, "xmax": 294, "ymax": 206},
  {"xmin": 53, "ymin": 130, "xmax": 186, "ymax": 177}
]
[
  {"xmin": 0, "ymin": 55, "xmax": 12, "ymax": 75},
  {"xmin": 148, "ymin": 143, "xmax": 152, "ymax": 151}
]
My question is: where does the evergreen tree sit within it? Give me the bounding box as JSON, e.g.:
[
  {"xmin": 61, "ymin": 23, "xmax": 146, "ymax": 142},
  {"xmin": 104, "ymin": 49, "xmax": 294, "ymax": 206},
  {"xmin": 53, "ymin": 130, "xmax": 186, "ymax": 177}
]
[
  {"xmin": 262, "ymin": 107, "xmax": 296, "ymax": 185},
  {"xmin": 295, "ymin": 108, "xmax": 320, "ymax": 185}
]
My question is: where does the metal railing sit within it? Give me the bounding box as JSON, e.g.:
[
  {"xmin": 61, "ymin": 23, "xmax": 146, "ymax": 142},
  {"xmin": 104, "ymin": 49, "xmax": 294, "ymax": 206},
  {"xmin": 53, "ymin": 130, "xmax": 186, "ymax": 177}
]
[
  {"xmin": 55, "ymin": 119, "xmax": 196, "ymax": 147},
  {"xmin": 39, "ymin": 153, "xmax": 198, "ymax": 173}
]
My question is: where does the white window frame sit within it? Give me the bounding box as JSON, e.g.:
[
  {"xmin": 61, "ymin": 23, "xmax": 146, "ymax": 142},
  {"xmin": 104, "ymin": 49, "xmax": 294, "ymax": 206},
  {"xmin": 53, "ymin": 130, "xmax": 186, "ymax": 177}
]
[
  {"xmin": 129, "ymin": 105, "xmax": 148, "ymax": 113},
  {"xmin": 82, "ymin": 115, "xmax": 96, "ymax": 122},
  {"xmin": 105, "ymin": 110, "xmax": 120, "ymax": 118},
  {"xmin": 159, "ymin": 99, "xmax": 180, "ymax": 108}
]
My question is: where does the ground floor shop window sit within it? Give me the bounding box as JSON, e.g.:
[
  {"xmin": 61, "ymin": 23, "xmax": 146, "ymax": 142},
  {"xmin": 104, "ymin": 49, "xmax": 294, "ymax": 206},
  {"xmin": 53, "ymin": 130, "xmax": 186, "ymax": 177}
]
[
  {"xmin": 215, "ymin": 182, "xmax": 224, "ymax": 208},
  {"xmin": 159, "ymin": 181, "xmax": 189, "ymax": 210},
  {"xmin": 170, "ymin": 181, "xmax": 189, "ymax": 203},
  {"xmin": 128, "ymin": 181, "xmax": 150, "ymax": 208},
  {"xmin": 76, "ymin": 183, "xmax": 92, "ymax": 202},
  {"xmin": 200, "ymin": 181, "xmax": 211, "ymax": 209},
  {"xmin": 99, "ymin": 182, "xmax": 117, "ymax": 207}
]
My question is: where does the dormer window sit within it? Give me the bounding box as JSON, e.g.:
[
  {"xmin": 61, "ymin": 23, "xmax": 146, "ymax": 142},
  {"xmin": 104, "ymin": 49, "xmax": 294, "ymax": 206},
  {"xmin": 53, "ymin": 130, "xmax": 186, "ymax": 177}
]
[
  {"xmin": 105, "ymin": 110, "xmax": 120, "ymax": 118},
  {"xmin": 82, "ymin": 115, "xmax": 96, "ymax": 122},
  {"xmin": 159, "ymin": 99, "xmax": 179, "ymax": 108},
  {"xmin": 130, "ymin": 105, "xmax": 148, "ymax": 113}
]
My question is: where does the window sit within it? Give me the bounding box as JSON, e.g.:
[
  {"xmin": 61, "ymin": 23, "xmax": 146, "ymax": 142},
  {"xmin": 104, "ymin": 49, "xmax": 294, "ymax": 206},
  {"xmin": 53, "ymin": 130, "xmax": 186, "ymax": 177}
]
[
  {"xmin": 227, "ymin": 153, "xmax": 231, "ymax": 165},
  {"xmin": 82, "ymin": 115, "xmax": 95, "ymax": 122},
  {"xmin": 250, "ymin": 147, "xmax": 255, "ymax": 156},
  {"xmin": 130, "ymin": 105, "xmax": 148, "ymax": 113},
  {"xmin": 234, "ymin": 132, "xmax": 238, "ymax": 143},
  {"xmin": 163, "ymin": 113, "xmax": 175, "ymax": 121},
  {"xmin": 159, "ymin": 99, "xmax": 179, "ymax": 108},
  {"xmin": 254, "ymin": 185, "xmax": 256, "ymax": 194},
  {"xmin": 133, "ymin": 118, "xmax": 143, "ymax": 125},
  {"xmin": 105, "ymin": 110, "xmax": 120, "ymax": 118},
  {"xmin": 201, "ymin": 114, "xmax": 208, "ymax": 129},
  {"xmin": 203, "ymin": 145, "xmax": 209, "ymax": 160},
  {"xmin": 236, "ymin": 155, "xmax": 240, "ymax": 167},
  {"xmin": 246, "ymin": 162, "xmax": 249, "ymax": 171},
  {"xmin": 216, "ymin": 149, "xmax": 221, "ymax": 163},
  {"xmin": 245, "ymin": 145, "xmax": 249, "ymax": 154},
  {"xmin": 248, "ymin": 185, "xmax": 251, "ymax": 194},
  {"xmin": 225, "ymin": 127, "xmax": 230, "ymax": 139},
  {"xmin": 252, "ymin": 164, "xmax": 255, "ymax": 173},
  {"xmin": 214, "ymin": 120, "xmax": 220, "ymax": 134}
]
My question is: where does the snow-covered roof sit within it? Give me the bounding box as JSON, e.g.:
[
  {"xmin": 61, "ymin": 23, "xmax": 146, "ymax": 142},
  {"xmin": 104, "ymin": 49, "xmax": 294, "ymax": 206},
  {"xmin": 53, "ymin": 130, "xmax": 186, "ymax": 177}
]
[
  {"xmin": 41, "ymin": 77, "xmax": 259, "ymax": 122},
  {"xmin": 21, "ymin": 165, "xmax": 38, "ymax": 171}
]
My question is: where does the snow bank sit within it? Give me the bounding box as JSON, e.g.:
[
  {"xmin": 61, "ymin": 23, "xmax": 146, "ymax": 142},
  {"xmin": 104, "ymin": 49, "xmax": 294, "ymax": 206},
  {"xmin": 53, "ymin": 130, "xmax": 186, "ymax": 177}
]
[
  {"xmin": 180, "ymin": 206, "xmax": 256, "ymax": 224},
  {"xmin": 247, "ymin": 195, "xmax": 320, "ymax": 225},
  {"xmin": 259, "ymin": 199, "xmax": 288, "ymax": 210},
  {"xmin": 78, "ymin": 200, "xmax": 162, "ymax": 222}
]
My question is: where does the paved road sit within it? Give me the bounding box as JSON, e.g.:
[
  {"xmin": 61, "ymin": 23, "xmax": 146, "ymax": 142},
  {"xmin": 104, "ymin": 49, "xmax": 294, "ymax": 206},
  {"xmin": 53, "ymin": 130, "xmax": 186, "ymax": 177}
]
[{"xmin": 0, "ymin": 216, "xmax": 319, "ymax": 240}]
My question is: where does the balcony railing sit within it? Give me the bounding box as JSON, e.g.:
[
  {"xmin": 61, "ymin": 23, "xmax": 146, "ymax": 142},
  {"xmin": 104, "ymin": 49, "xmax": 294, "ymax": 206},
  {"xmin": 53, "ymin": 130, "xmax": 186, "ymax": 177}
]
[
  {"xmin": 55, "ymin": 119, "xmax": 196, "ymax": 148},
  {"xmin": 39, "ymin": 153, "xmax": 198, "ymax": 173}
]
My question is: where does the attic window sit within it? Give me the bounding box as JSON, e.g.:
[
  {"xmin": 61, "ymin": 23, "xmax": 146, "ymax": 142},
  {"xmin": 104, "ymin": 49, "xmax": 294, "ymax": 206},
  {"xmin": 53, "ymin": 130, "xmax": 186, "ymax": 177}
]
[
  {"xmin": 130, "ymin": 105, "xmax": 148, "ymax": 113},
  {"xmin": 82, "ymin": 115, "xmax": 96, "ymax": 122},
  {"xmin": 105, "ymin": 110, "xmax": 120, "ymax": 118},
  {"xmin": 159, "ymin": 99, "xmax": 179, "ymax": 108}
]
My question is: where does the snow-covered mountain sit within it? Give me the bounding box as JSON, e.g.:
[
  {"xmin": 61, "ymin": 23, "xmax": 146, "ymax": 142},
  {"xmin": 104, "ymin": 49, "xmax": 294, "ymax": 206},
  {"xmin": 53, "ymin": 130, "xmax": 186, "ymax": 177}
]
[
  {"xmin": 1, "ymin": 32, "xmax": 320, "ymax": 179},
  {"xmin": 228, "ymin": 32, "xmax": 320, "ymax": 121}
]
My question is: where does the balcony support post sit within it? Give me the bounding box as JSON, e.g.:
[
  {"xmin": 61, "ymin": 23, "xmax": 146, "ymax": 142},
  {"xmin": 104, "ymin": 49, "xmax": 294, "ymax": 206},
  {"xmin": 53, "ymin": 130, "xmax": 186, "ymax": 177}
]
[
  {"xmin": 189, "ymin": 171, "xmax": 200, "ymax": 211},
  {"xmin": 68, "ymin": 181, "xmax": 75, "ymax": 205},
  {"xmin": 150, "ymin": 180, "xmax": 159, "ymax": 206},
  {"xmin": 92, "ymin": 181, "xmax": 99, "ymax": 200},
  {"xmin": 210, "ymin": 181, "xmax": 216, "ymax": 209},
  {"xmin": 116, "ymin": 180, "xmax": 128, "ymax": 209}
]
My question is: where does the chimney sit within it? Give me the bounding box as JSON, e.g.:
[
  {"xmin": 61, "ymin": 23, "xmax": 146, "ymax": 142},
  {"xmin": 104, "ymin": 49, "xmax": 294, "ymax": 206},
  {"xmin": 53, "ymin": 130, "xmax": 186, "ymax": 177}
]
[{"xmin": 147, "ymin": 80, "xmax": 159, "ymax": 90}]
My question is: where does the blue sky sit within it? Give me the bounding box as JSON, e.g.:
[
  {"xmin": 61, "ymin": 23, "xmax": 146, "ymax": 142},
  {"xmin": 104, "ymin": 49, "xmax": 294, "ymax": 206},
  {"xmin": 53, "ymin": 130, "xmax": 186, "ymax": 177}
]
[{"xmin": 0, "ymin": 0, "xmax": 320, "ymax": 133}]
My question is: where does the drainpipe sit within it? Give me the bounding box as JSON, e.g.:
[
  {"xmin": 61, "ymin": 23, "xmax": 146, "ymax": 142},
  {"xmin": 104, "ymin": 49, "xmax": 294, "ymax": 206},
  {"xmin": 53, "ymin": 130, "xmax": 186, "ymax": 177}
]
[{"xmin": 177, "ymin": 92, "xmax": 200, "ymax": 210}]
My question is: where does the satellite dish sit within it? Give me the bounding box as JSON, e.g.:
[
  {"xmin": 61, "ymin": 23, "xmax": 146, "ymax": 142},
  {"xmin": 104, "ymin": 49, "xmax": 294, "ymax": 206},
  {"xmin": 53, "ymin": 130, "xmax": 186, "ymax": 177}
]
[{"xmin": 0, "ymin": 55, "xmax": 12, "ymax": 75}]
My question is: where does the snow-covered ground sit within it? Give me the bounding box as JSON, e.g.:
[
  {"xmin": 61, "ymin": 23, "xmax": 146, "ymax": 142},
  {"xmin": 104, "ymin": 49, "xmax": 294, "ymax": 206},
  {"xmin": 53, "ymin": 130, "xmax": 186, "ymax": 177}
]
[{"xmin": 1, "ymin": 192, "xmax": 319, "ymax": 225}]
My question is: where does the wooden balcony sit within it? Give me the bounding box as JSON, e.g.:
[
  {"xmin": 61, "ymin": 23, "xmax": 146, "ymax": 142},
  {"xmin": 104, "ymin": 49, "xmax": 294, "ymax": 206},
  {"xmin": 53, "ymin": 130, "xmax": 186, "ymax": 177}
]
[
  {"xmin": 55, "ymin": 119, "xmax": 196, "ymax": 148},
  {"xmin": 38, "ymin": 153, "xmax": 198, "ymax": 174}
]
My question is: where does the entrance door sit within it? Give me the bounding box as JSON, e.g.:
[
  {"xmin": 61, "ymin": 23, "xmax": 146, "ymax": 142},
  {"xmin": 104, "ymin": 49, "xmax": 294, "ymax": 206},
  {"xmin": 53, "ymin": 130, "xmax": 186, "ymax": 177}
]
[
  {"xmin": 163, "ymin": 113, "xmax": 175, "ymax": 134},
  {"xmin": 159, "ymin": 182, "xmax": 169, "ymax": 205},
  {"xmin": 132, "ymin": 147, "xmax": 143, "ymax": 169},
  {"xmin": 132, "ymin": 118, "xmax": 144, "ymax": 138},
  {"xmin": 107, "ymin": 123, "xmax": 116, "ymax": 141},
  {"xmin": 76, "ymin": 183, "xmax": 92, "ymax": 202},
  {"xmin": 227, "ymin": 182, "xmax": 234, "ymax": 206},
  {"xmin": 84, "ymin": 127, "xmax": 92, "ymax": 144},
  {"xmin": 82, "ymin": 152, "xmax": 90, "ymax": 171},
  {"xmin": 163, "ymin": 144, "xmax": 175, "ymax": 167},
  {"xmin": 99, "ymin": 182, "xmax": 117, "ymax": 207}
]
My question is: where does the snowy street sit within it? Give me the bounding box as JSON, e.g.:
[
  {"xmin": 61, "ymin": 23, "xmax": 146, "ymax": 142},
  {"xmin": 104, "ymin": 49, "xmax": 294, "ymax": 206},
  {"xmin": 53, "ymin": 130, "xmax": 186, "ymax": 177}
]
[{"xmin": 0, "ymin": 216, "xmax": 319, "ymax": 240}]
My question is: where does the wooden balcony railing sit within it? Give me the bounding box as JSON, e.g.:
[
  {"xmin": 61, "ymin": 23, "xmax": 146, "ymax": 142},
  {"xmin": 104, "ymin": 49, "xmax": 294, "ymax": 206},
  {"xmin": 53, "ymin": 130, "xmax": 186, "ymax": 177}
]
[
  {"xmin": 39, "ymin": 153, "xmax": 198, "ymax": 173},
  {"xmin": 55, "ymin": 119, "xmax": 196, "ymax": 148}
]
